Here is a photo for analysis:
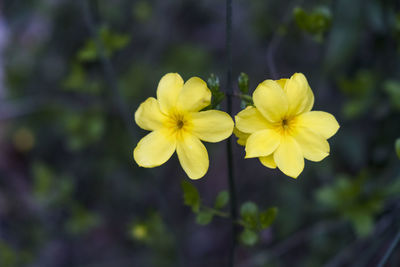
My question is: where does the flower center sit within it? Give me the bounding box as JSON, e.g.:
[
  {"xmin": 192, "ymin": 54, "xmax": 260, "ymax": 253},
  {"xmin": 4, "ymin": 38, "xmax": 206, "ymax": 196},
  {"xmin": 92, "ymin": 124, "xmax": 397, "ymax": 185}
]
[
  {"xmin": 277, "ymin": 117, "xmax": 295, "ymax": 135},
  {"xmin": 177, "ymin": 119, "xmax": 184, "ymax": 129}
]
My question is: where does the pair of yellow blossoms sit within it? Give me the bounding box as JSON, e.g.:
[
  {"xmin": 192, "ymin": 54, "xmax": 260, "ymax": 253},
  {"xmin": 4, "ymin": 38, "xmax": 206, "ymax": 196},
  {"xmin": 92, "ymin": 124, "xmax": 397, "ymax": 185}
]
[{"xmin": 134, "ymin": 73, "xmax": 339, "ymax": 179}]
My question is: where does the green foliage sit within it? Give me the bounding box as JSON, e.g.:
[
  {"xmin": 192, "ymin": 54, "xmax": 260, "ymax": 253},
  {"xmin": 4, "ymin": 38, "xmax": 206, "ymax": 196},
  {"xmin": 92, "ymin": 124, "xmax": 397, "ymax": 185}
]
[
  {"xmin": 240, "ymin": 201, "xmax": 259, "ymax": 229},
  {"xmin": 239, "ymin": 202, "xmax": 278, "ymax": 246},
  {"xmin": 237, "ymin": 72, "xmax": 253, "ymax": 108},
  {"xmin": 315, "ymin": 173, "xmax": 392, "ymax": 237},
  {"xmin": 63, "ymin": 110, "xmax": 105, "ymax": 151},
  {"xmin": 0, "ymin": 241, "xmax": 17, "ymax": 267},
  {"xmin": 384, "ymin": 80, "xmax": 400, "ymax": 110},
  {"xmin": 163, "ymin": 45, "xmax": 211, "ymax": 77},
  {"xmin": 63, "ymin": 63, "xmax": 102, "ymax": 94},
  {"xmin": 293, "ymin": 6, "xmax": 332, "ymax": 42},
  {"xmin": 206, "ymin": 73, "xmax": 225, "ymax": 109},
  {"xmin": 181, "ymin": 180, "xmax": 200, "ymax": 212},
  {"xmin": 32, "ymin": 162, "xmax": 74, "ymax": 206},
  {"xmin": 181, "ymin": 185, "xmax": 230, "ymax": 226},
  {"xmin": 339, "ymin": 70, "xmax": 377, "ymax": 119},
  {"xmin": 240, "ymin": 228, "xmax": 258, "ymax": 246},
  {"xmin": 214, "ymin": 190, "xmax": 229, "ymax": 209},
  {"xmin": 65, "ymin": 204, "xmax": 101, "ymax": 235},
  {"xmin": 196, "ymin": 211, "xmax": 214, "ymax": 225},
  {"xmin": 133, "ymin": 1, "xmax": 153, "ymax": 22},
  {"xmin": 238, "ymin": 72, "xmax": 249, "ymax": 94},
  {"xmin": 129, "ymin": 212, "xmax": 175, "ymax": 265},
  {"xmin": 77, "ymin": 26, "xmax": 131, "ymax": 62},
  {"xmin": 259, "ymin": 207, "xmax": 278, "ymax": 229},
  {"xmin": 395, "ymin": 138, "xmax": 400, "ymax": 159}
]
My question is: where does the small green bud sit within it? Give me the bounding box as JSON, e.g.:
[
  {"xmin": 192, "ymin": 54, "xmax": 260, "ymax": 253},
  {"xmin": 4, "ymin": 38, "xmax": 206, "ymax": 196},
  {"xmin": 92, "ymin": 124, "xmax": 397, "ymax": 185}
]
[
  {"xmin": 207, "ymin": 73, "xmax": 220, "ymax": 92},
  {"xmin": 238, "ymin": 72, "xmax": 249, "ymax": 94}
]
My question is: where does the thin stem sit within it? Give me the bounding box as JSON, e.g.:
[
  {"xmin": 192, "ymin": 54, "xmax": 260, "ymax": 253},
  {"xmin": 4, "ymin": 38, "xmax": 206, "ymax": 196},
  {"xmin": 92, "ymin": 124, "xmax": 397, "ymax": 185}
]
[
  {"xmin": 377, "ymin": 228, "xmax": 400, "ymax": 267},
  {"xmin": 225, "ymin": 0, "xmax": 238, "ymax": 266}
]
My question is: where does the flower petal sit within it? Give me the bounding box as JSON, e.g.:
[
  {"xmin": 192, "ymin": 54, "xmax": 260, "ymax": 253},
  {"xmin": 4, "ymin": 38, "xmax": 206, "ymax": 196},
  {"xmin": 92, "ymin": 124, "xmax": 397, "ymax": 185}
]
[
  {"xmin": 273, "ymin": 136, "xmax": 304, "ymax": 178},
  {"xmin": 177, "ymin": 134, "xmax": 209, "ymax": 179},
  {"xmin": 245, "ymin": 129, "xmax": 281, "ymax": 158},
  {"xmin": 292, "ymin": 127, "xmax": 330, "ymax": 162},
  {"xmin": 191, "ymin": 110, "xmax": 234, "ymax": 143},
  {"xmin": 253, "ymin": 80, "xmax": 288, "ymax": 123},
  {"xmin": 284, "ymin": 73, "xmax": 313, "ymax": 116},
  {"xmin": 295, "ymin": 111, "xmax": 340, "ymax": 139},
  {"xmin": 276, "ymin": 78, "xmax": 288, "ymax": 89},
  {"xmin": 156, "ymin": 73, "xmax": 184, "ymax": 114},
  {"xmin": 235, "ymin": 106, "xmax": 272, "ymax": 134},
  {"xmin": 134, "ymin": 130, "xmax": 176, "ymax": 168},
  {"xmin": 303, "ymin": 85, "xmax": 315, "ymax": 113},
  {"xmin": 259, "ymin": 154, "xmax": 277, "ymax": 169},
  {"xmin": 135, "ymin": 97, "xmax": 167, "ymax": 131},
  {"xmin": 176, "ymin": 77, "xmax": 211, "ymax": 112},
  {"xmin": 233, "ymin": 127, "xmax": 250, "ymax": 146}
]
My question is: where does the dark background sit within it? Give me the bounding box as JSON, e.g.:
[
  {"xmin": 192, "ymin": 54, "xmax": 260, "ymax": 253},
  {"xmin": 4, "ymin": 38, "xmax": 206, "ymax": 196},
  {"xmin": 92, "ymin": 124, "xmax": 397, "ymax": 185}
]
[{"xmin": 1, "ymin": 0, "xmax": 400, "ymax": 266}]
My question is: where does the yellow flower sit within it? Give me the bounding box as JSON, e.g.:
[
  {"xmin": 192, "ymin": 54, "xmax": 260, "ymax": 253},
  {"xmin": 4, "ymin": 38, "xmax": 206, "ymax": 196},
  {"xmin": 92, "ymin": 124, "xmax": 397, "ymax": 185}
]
[
  {"xmin": 234, "ymin": 73, "xmax": 339, "ymax": 178},
  {"xmin": 134, "ymin": 73, "xmax": 234, "ymax": 179}
]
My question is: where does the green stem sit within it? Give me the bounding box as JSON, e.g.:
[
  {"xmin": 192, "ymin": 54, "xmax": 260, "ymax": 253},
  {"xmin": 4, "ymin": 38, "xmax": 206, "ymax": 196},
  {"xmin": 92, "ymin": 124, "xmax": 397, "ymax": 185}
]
[{"xmin": 225, "ymin": 0, "xmax": 238, "ymax": 266}]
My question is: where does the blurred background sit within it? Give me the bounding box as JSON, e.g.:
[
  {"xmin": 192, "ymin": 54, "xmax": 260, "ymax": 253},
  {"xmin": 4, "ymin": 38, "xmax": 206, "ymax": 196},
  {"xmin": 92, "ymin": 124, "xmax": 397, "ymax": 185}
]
[{"xmin": 1, "ymin": 0, "xmax": 400, "ymax": 266}]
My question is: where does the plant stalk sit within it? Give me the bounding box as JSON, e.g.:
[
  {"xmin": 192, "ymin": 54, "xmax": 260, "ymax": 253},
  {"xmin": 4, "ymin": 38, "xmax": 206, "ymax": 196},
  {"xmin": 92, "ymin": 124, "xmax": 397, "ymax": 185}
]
[{"xmin": 225, "ymin": 0, "xmax": 238, "ymax": 266}]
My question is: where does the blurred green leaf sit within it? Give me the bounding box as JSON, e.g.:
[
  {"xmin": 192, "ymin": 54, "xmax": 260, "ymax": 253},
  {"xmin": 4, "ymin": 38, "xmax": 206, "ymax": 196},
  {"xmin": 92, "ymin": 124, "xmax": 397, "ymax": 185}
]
[
  {"xmin": 349, "ymin": 213, "xmax": 373, "ymax": 237},
  {"xmin": 196, "ymin": 211, "xmax": 214, "ymax": 225},
  {"xmin": 259, "ymin": 207, "xmax": 278, "ymax": 229},
  {"xmin": 77, "ymin": 26, "xmax": 130, "ymax": 62},
  {"xmin": 384, "ymin": 80, "xmax": 400, "ymax": 110},
  {"xmin": 214, "ymin": 190, "xmax": 229, "ymax": 209},
  {"xmin": 63, "ymin": 111, "xmax": 105, "ymax": 151},
  {"xmin": 133, "ymin": 1, "xmax": 152, "ymax": 22},
  {"xmin": 293, "ymin": 6, "xmax": 332, "ymax": 42},
  {"xmin": 395, "ymin": 138, "xmax": 400, "ymax": 159},
  {"xmin": 206, "ymin": 73, "xmax": 224, "ymax": 109},
  {"xmin": 65, "ymin": 204, "xmax": 100, "ymax": 235},
  {"xmin": 315, "ymin": 173, "xmax": 386, "ymax": 237},
  {"xmin": 240, "ymin": 201, "xmax": 259, "ymax": 229},
  {"xmin": 0, "ymin": 241, "xmax": 17, "ymax": 267},
  {"xmin": 238, "ymin": 72, "xmax": 249, "ymax": 94},
  {"xmin": 181, "ymin": 180, "xmax": 200, "ymax": 212},
  {"xmin": 240, "ymin": 229, "xmax": 258, "ymax": 246}
]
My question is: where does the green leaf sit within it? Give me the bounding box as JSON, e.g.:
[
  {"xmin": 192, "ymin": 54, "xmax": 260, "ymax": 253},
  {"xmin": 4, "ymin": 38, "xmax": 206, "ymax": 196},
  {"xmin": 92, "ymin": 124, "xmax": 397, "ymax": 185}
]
[
  {"xmin": 238, "ymin": 72, "xmax": 249, "ymax": 94},
  {"xmin": 293, "ymin": 6, "xmax": 332, "ymax": 42},
  {"xmin": 259, "ymin": 207, "xmax": 278, "ymax": 229},
  {"xmin": 384, "ymin": 81, "xmax": 400, "ymax": 110},
  {"xmin": 181, "ymin": 180, "xmax": 200, "ymax": 212},
  {"xmin": 207, "ymin": 73, "xmax": 220, "ymax": 92},
  {"xmin": 206, "ymin": 74, "xmax": 225, "ymax": 109},
  {"xmin": 214, "ymin": 191, "xmax": 229, "ymax": 209},
  {"xmin": 240, "ymin": 201, "xmax": 259, "ymax": 229},
  {"xmin": 240, "ymin": 229, "xmax": 258, "ymax": 246},
  {"xmin": 395, "ymin": 138, "xmax": 400, "ymax": 159},
  {"xmin": 196, "ymin": 211, "xmax": 214, "ymax": 225},
  {"xmin": 349, "ymin": 213, "xmax": 374, "ymax": 237}
]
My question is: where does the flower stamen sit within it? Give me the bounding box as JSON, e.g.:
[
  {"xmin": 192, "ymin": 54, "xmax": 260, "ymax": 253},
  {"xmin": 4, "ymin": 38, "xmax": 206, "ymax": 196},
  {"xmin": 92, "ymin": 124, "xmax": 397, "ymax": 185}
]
[{"xmin": 177, "ymin": 119, "xmax": 184, "ymax": 129}]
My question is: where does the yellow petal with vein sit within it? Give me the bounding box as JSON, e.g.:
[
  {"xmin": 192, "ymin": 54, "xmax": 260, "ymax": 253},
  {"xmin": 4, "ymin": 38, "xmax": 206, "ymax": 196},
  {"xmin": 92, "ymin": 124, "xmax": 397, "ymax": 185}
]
[
  {"xmin": 191, "ymin": 110, "xmax": 234, "ymax": 143},
  {"xmin": 134, "ymin": 130, "xmax": 176, "ymax": 168},
  {"xmin": 177, "ymin": 134, "xmax": 209, "ymax": 180}
]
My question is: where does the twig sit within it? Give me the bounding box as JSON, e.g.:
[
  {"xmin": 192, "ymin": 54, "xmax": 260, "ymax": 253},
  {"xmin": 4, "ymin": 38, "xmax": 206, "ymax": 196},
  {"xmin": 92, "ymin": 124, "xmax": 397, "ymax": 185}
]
[
  {"xmin": 225, "ymin": 0, "xmax": 238, "ymax": 266},
  {"xmin": 377, "ymin": 228, "xmax": 400, "ymax": 267}
]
